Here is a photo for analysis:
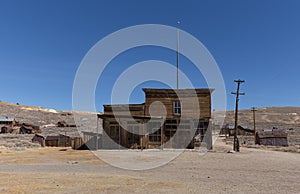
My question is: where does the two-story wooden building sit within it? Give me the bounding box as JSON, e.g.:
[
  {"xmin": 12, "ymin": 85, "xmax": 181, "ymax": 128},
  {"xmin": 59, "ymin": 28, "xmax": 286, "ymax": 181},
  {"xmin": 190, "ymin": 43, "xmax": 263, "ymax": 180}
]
[{"xmin": 99, "ymin": 88, "xmax": 213, "ymax": 149}]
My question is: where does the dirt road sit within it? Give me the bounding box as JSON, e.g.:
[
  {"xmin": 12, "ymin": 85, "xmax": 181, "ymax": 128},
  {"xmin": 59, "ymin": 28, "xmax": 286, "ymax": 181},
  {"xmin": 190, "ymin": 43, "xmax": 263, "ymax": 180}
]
[{"xmin": 0, "ymin": 139, "xmax": 299, "ymax": 193}]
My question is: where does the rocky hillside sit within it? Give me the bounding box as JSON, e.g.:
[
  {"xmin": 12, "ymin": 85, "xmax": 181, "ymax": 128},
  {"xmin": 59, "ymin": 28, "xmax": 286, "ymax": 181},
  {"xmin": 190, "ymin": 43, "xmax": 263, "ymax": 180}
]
[
  {"xmin": 214, "ymin": 106, "xmax": 300, "ymax": 146},
  {"xmin": 2, "ymin": 101, "xmax": 300, "ymax": 133},
  {"xmin": 214, "ymin": 106, "xmax": 300, "ymax": 130},
  {"xmin": 0, "ymin": 102, "xmax": 99, "ymax": 149}
]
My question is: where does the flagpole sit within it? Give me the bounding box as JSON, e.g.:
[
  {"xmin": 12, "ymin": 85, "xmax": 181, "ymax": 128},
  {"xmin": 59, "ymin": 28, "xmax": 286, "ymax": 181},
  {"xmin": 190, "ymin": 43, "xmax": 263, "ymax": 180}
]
[{"xmin": 176, "ymin": 21, "xmax": 180, "ymax": 89}]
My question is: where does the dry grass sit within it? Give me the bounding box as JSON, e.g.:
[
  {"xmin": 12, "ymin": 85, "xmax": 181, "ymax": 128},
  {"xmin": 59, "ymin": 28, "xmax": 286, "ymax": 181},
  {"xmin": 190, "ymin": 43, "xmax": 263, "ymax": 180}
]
[{"xmin": 0, "ymin": 147, "xmax": 105, "ymax": 165}]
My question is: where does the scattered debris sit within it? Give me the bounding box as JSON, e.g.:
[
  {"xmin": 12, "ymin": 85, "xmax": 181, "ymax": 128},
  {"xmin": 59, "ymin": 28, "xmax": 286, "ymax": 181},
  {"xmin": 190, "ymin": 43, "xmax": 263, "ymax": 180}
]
[
  {"xmin": 19, "ymin": 124, "xmax": 41, "ymax": 134},
  {"xmin": 67, "ymin": 161, "xmax": 78, "ymax": 165},
  {"xmin": 57, "ymin": 120, "xmax": 76, "ymax": 128}
]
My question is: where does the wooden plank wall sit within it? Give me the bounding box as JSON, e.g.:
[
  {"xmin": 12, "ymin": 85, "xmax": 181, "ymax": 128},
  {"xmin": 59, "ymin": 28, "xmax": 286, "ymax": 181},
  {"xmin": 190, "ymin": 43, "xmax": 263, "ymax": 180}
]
[{"xmin": 143, "ymin": 89, "xmax": 212, "ymax": 119}]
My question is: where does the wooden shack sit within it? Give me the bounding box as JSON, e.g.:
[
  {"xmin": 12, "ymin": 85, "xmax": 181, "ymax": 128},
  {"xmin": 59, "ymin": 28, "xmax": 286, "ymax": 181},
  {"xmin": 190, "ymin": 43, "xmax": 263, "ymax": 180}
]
[
  {"xmin": 45, "ymin": 135, "xmax": 59, "ymax": 146},
  {"xmin": 71, "ymin": 137, "xmax": 85, "ymax": 150},
  {"xmin": 256, "ymin": 129, "xmax": 288, "ymax": 146},
  {"xmin": 99, "ymin": 88, "xmax": 213, "ymax": 150},
  {"xmin": 1, "ymin": 126, "xmax": 11, "ymax": 133},
  {"xmin": 45, "ymin": 134, "xmax": 71, "ymax": 147},
  {"xmin": 32, "ymin": 134, "xmax": 45, "ymax": 147}
]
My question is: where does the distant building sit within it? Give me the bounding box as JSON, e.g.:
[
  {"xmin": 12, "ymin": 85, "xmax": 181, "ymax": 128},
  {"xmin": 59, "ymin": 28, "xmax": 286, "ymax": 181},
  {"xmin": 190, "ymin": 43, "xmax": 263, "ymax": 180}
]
[
  {"xmin": 99, "ymin": 88, "xmax": 213, "ymax": 150},
  {"xmin": 45, "ymin": 134, "xmax": 71, "ymax": 147},
  {"xmin": 255, "ymin": 128, "xmax": 288, "ymax": 146},
  {"xmin": 220, "ymin": 124, "xmax": 254, "ymax": 136},
  {"xmin": 0, "ymin": 116, "xmax": 16, "ymax": 126},
  {"xmin": 19, "ymin": 123, "xmax": 41, "ymax": 134},
  {"xmin": 0, "ymin": 116, "xmax": 16, "ymax": 133},
  {"xmin": 32, "ymin": 134, "xmax": 45, "ymax": 147}
]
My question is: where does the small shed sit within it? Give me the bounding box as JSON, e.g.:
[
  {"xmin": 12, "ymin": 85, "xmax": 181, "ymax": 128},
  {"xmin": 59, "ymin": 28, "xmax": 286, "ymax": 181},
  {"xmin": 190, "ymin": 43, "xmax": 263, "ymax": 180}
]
[
  {"xmin": 256, "ymin": 129, "xmax": 288, "ymax": 147},
  {"xmin": 32, "ymin": 134, "xmax": 45, "ymax": 147},
  {"xmin": 58, "ymin": 134, "xmax": 72, "ymax": 147},
  {"xmin": 45, "ymin": 134, "xmax": 72, "ymax": 147},
  {"xmin": 71, "ymin": 137, "xmax": 86, "ymax": 150},
  {"xmin": 1, "ymin": 126, "xmax": 12, "ymax": 133},
  {"xmin": 45, "ymin": 135, "xmax": 59, "ymax": 147}
]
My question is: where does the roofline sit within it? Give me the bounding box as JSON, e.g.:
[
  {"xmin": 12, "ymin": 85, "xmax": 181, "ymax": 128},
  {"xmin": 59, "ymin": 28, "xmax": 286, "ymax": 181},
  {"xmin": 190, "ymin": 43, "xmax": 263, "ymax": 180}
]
[
  {"xmin": 103, "ymin": 103, "xmax": 145, "ymax": 107},
  {"xmin": 98, "ymin": 114, "xmax": 163, "ymax": 120},
  {"xmin": 142, "ymin": 88, "xmax": 214, "ymax": 91}
]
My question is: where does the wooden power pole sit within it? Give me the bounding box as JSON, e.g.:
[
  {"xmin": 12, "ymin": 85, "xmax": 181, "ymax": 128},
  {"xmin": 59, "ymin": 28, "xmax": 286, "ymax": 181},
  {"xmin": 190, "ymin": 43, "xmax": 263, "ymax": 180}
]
[
  {"xmin": 251, "ymin": 107, "xmax": 257, "ymax": 144},
  {"xmin": 231, "ymin": 79, "xmax": 245, "ymax": 152}
]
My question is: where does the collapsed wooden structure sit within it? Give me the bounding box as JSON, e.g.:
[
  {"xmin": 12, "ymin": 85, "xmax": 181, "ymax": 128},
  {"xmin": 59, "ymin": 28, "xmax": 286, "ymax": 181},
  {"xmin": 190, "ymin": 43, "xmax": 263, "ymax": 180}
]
[
  {"xmin": 31, "ymin": 133, "xmax": 86, "ymax": 149},
  {"xmin": 0, "ymin": 116, "xmax": 41, "ymax": 134},
  {"xmin": 19, "ymin": 123, "xmax": 41, "ymax": 134},
  {"xmin": 220, "ymin": 124, "xmax": 254, "ymax": 136}
]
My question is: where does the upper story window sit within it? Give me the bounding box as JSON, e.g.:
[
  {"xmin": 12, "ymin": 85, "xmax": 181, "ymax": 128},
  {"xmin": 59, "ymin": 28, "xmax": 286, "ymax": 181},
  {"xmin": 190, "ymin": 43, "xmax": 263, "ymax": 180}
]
[{"xmin": 173, "ymin": 101, "xmax": 181, "ymax": 115}]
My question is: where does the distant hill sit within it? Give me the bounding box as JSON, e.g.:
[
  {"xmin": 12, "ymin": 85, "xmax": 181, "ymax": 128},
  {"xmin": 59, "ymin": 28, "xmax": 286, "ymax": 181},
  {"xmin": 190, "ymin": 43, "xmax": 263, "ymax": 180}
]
[
  {"xmin": 213, "ymin": 107, "xmax": 300, "ymax": 146},
  {"xmin": 0, "ymin": 101, "xmax": 98, "ymax": 137},
  {"xmin": 2, "ymin": 101, "xmax": 300, "ymax": 131},
  {"xmin": 214, "ymin": 106, "xmax": 300, "ymax": 130}
]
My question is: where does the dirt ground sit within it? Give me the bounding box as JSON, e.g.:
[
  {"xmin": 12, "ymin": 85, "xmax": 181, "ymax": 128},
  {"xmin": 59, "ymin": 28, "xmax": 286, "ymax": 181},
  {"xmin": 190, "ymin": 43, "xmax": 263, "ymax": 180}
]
[{"xmin": 0, "ymin": 138, "xmax": 299, "ymax": 194}]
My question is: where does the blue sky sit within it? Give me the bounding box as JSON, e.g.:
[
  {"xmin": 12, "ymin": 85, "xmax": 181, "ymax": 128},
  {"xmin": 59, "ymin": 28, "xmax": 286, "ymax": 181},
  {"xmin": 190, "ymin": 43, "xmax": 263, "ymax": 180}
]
[{"xmin": 0, "ymin": 0, "xmax": 300, "ymax": 111}]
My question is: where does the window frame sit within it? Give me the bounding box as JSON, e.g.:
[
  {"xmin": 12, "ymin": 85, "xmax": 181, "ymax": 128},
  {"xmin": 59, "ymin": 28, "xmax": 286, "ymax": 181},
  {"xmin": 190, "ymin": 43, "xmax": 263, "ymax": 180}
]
[{"xmin": 173, "ymin": 101, "xmax": 181, "ymax": 115}]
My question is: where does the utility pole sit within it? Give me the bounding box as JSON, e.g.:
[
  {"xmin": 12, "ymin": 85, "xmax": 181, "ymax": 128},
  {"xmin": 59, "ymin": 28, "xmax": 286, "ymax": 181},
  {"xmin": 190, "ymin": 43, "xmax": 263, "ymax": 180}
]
[
  {"xmin": 231, "ymin": 79, "xmax": 245, "ymax": 152},
  {"xmin": 251, "ymin": 107, "xmax": 257, "ymax": 144}
]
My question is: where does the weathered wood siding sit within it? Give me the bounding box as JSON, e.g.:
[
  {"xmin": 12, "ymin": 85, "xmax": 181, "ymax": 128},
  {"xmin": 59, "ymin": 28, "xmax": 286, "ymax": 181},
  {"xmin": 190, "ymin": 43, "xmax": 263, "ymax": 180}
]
[
  {"xmin": 100, "ymin": 88, "xmax": 213, "ymax": 149},
  {"xmin": 143, "ymin": 89, "xmax": 213, "ymax": 119},
  {"xmin": 103, "ymin": 104, "xmax": 145, "ymax": 116}
]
